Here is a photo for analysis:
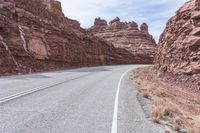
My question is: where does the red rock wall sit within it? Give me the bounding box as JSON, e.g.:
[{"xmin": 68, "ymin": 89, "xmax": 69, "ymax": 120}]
[
  {"xmin": 155, "ymin": 0, "xmax": 200, "ymax": 91},
  {"xmin": 0, "ymin": 0, "xmax": 138, "ymax": 76},
  {"xmin": 88, "ymin": 17, "xmax": 157, "ymax": 64}
]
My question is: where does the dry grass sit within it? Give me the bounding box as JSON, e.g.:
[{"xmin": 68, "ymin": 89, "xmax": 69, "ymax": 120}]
[
  {"xmin": 150, "ymin": 97, "xmax": 172, "ymax": 123},
  {"xmin": 131, "ymin": 67, "xmax": 200, "ymax": 133},
  {"xmin": 131, "ymin": 69, "xmax": 173, "ymax": 125}
]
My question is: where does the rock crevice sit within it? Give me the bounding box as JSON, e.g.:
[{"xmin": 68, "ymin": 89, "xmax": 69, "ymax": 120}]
[{"xmin": 18, "ymin": 25, "xmax": 27, "ymax": 52}]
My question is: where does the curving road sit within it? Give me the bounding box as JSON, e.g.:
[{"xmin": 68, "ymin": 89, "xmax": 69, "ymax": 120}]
[{"xmin": 0, "ymin": 65, "xmax": 164, "ymax": 133}]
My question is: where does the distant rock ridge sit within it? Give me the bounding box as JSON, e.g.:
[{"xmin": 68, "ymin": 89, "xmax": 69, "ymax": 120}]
[
  {"xmin": 155, "ymin": 0, "xmax": 200, "ymax": 91},
  {"xmin": 88, "ymin": 17, "xmax": 157, "ymax": 63}
]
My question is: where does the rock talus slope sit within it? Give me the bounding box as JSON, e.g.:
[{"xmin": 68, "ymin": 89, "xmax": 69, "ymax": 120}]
[
  {"xmin": 155, "ymin": 0, "xmax": 200, "ymax": 91},
  {"xmin": 88, "ymin": 17, "xmax": 157, "ymax": 63},
  {"xmin": 0, "ymin": 0, "xmax": 140, "ymax": 76}
]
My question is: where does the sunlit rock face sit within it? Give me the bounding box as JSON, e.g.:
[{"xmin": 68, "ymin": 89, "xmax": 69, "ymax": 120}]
[
  {"xmin": 155, "ymin": 0, "xmax": 200, "ymax": 91},
  {"xmin": 88, "ymin": 17, "xmax": 157, "ymax": 64},
  {"xmin": 0, "ymin": 0, "xmax": 140, "ymax": 76},
  {"xmin": 42, "ymin": 0, "xmax": 63, "ymax": 15}
]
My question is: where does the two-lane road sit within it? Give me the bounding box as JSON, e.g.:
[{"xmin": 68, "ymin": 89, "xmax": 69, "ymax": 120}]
[{"xmin": 0, "ymin": 65, "xmax": 164, "ymax": 133}]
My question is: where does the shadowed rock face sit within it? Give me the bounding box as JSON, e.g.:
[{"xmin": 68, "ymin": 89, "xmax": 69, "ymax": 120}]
[
  {"xmin": 88, "ymin": 17, "xmax": 157, "ymax": 64},
  {"xmin": 0, "ymin": 0, "xmax": 143, "ymax": 76},
  {"xmin": 155, "ymin": 0, "xmax": 200, "ymax": 91}
]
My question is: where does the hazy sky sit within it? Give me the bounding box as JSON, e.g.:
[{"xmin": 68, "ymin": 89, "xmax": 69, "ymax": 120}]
[{"xmin": 60, "ymin": 0, "xmax": 188, "ymax": 41}]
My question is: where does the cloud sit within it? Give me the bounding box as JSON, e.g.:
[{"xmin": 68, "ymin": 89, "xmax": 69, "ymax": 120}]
[{"xmin": 60, "ymin": 0, "xmax": 188, "ymax": 42}]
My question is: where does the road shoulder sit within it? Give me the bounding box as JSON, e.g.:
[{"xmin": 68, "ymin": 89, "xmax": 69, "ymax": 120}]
[{"xmin": 117, "ymin": 70, "xmax": 165, "ymax": 133}]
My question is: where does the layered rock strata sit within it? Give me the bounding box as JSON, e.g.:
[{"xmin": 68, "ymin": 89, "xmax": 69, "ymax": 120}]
[
  {"xmin": 88, "ymin": 17, "xmax": 157, "ymax": 63},
  {"xmin": 0, "ymin": 0, "xmax": 139, "ymax": 76},
  {"xmin": 155, "ymin": 0, "xmax": 200, "ymax": 91}
]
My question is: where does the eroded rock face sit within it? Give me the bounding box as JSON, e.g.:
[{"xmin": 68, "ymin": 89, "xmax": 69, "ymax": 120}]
[
  {"xmin": 88, "ymin": 17, "xmax": 157, "ymax": 63},
  {"xmin": 0, "ymin": 0, "xmax": 138, "ymax": 76},
  {"xmin": 155, "ymin": 0, "xmax": 200, "ymax": 91}
]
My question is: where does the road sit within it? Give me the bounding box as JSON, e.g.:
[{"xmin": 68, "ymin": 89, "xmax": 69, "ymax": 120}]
[{"xmin": 0, "ymin": 65, "xmax": 165, "ymax": 133}]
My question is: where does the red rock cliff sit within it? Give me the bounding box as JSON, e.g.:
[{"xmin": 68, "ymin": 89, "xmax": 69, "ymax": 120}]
[
  {"xmin": 155, "ymin": 0, "xmax": 200, "ymax": 91},
  {"xmin": 88, "ymin": 17, "xmax": 157, "ymax": 63},
  {"xmin": 0, "ymin": 0, "xmax": 140, "ymax": 76}
]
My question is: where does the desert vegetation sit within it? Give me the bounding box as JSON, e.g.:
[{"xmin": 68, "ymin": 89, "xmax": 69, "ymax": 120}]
[{"xmin": 131, "ymin": 67, "xmax": 200, "ymax": 133}]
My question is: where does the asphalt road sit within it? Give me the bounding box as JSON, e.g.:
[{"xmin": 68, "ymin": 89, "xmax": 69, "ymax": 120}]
[{"xmin": 0, "ymin": 65, "xmax": 165, "ymax": 133}]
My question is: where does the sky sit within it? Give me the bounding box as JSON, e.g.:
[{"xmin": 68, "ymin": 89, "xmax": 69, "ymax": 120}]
[{"xmin": 60, "ymin": 0, "xmax": 188, "ymax": 42}]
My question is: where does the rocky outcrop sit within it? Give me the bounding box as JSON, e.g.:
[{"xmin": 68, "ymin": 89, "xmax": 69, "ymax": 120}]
[
  {"xmin": 0, "ymin": 0, "xmax": 140, "ymax": 76},
  {"xmin": 42, "ymin": 0, "xmax": 63, "ymax": 15},
  {"xmin": 155, "ymin": 0, "xmax": 200, "ymax": 91},
  {"xmin": 88, "ymin": 17, "xmax": 157, "ymax": 63}
]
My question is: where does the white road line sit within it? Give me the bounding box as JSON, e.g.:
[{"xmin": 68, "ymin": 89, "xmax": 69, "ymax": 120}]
[
  {"xmin": 0, "ymin": 74, "xmax": 91, "ymax": 104},
  {"xmin": 111, "ymin": 69, "xmax": 131, "ymax": 133}
]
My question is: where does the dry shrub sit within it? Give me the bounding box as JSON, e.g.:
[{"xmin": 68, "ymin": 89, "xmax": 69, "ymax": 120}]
[
  {"xmin": 142, "ymin": 91, "xmax": 149, "ymax": 99},
  {"xmin": 150, "ymin": 107, "xmax": 161, "ymax": 123},
  {"xmin": 149, "ymin": 97, "xmax": 173, "ymax": 125}
]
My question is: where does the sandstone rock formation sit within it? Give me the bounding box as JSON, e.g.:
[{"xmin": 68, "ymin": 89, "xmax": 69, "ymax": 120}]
[
  {"xmin": 88, "ymin": 17, "xmax": 157, "ymax": 63},
  {"xmin": 155, "ymin": 0, "xmax": 200, "ymax": 91},
  {"xmin": 0, "ymin": 0, "xmax": 140, "ymax": 76},
  {"xmin": 43, "ymin": 0, "xmax": 63, "ymax": 15}
]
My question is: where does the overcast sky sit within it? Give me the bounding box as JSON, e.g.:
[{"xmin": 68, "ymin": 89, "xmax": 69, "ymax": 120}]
[{"xmin": 60, "ymin": 0, "xmax": 188, "ymax": 42}]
